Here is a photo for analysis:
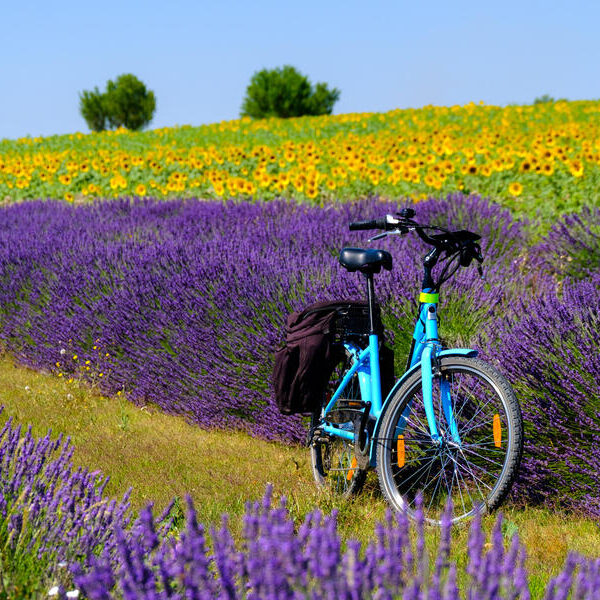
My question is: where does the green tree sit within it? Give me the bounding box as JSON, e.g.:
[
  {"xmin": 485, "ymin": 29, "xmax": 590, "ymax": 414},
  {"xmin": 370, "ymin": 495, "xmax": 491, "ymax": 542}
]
[
  {"xmin": 79, "ymin": 87, "xmax": 108, "ymax": 132},
  {"xmin": 104, "ymin": 74, "xmax": 156, "ymax": 130},
  {"xmin": 79, "ymin": 74, "xmax": 156, "ymax": 132},
  {"xmin": 241, "ymin": 65, "xmax": 340, "ymax": 119},
  {"xmin": 534, "ymin": 94, "xmax": 555, "ymax": 104}
]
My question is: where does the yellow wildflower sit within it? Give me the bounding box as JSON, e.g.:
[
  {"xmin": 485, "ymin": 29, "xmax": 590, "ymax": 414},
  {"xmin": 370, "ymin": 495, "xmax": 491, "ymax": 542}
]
[{"xmin": 508, "ymin": 182, "xmax": 523, "ymax": 196}]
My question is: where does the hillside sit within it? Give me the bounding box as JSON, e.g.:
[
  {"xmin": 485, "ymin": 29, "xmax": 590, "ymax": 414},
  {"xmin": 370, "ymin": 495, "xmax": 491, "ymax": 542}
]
[{"xmin": 2, "ymin": 101, "xmax": 599, "ymax": 218}]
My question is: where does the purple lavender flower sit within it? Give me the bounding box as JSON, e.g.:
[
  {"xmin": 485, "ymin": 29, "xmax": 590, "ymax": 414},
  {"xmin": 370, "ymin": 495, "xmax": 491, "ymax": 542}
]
[
  {"xmin": 485, "ymin": 273, "xmax": 600, "ymax": 516},
  {"xmin": 0, "ymin": 194, "xmax": 521, "ymax": 446},
  {"xmin": 0, "ymin": 195, "xmax": 599, "ymax": 516},
  {"xmin": 533, "ymin": 206, "xmax": 600, "ymax": 279},
  {"xmin": 1, "ymin": 417, "xmax": 598, "ymax": 600}
]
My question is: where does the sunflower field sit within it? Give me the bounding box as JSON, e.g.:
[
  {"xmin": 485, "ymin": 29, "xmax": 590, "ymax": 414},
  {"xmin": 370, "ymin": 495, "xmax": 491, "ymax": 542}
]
[{"xmin": 2, "ymin": 100, "xmax": 600, "ymax": 217}]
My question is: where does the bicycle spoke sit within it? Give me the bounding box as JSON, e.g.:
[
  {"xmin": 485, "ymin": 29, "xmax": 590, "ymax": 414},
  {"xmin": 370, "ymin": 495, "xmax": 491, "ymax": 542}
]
[
  {"xmin": 459, "ymin": 410, "xmax": 504, "ymax": 439},
  {"xmin": 392, "ymin": 450, "xmax": 437, "ymax": 489},
  {"xmin": 460, "ymin": 445, "xmax": 506, "ymax": 469},
  {"xmin": 399, "ymin": 453, "xmax": 438, "ymax": 467},
  {"xmin": 455, "ymin": 383, "xmax": 501, "ymax": 424},
  {"xmin": 440, "ymin": 454, "xmax": 454, "ymax": 510},
  {"xmin": 461, "ymin": 439, "xmax": 505, "ymax": 449},
  {"xmin": 414, "ymin": 461, "xmax": 445, "ymax": 508},
  {"xmin": 449, "ymin": 372, "xmax": 494, "ymax": 422},
  {"xmin": 427, "ymin": 452, "xmax": 451, "ymax": 512},
  {"xmin": 405, "ymin": 411, "xmax": 431, "ymax": 437},
  {"xmin": 400, "ymin": 452, "xmax": 441, "ymax": 499},
  {"xmin": 450, "ymin": 458, "xmax": 467, "ymax": 516},
  {"xmin": 456, "ymin": 452, "xmax": 502, "ymax": 485},
  {"xmin": 377, "ymin": 434, "xmax": 438, "ymax": 444},
  {"xmin": 451, "ymin": 452, "xmax": 476, "ymax": 509},
  {"xmin": 451, "ymin": 450, "xmax": 494, "ymax": 495}
]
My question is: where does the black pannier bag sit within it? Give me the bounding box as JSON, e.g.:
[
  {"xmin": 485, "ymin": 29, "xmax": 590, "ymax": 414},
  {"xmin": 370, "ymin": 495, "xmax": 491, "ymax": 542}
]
[{"xmin": 272, "ymin": 300, "xmax": 395, "ymax": 415}]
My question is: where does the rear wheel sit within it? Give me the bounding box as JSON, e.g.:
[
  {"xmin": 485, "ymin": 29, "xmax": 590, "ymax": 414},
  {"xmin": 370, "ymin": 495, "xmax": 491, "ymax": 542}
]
[
  {"xmin": 310, "ymin": 352, "xmax": 368, "ymax": 496},
  {"xmin": 376, "ymin": 357, "xmax": 523, "ymax": 524}
]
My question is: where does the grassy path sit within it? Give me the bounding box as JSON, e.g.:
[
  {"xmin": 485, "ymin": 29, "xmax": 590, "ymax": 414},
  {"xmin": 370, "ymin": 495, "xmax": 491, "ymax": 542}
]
[{"xmin": 0, "ymin": 354, "xmax": 599, "ymax": 597}]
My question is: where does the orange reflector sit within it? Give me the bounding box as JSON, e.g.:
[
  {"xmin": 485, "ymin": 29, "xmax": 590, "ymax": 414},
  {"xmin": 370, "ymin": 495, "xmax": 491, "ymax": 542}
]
[
  {"xmin": 493, "ymin": 414, "xmax": 502, "ymax": 447},
  {"xmin": 397, "ymin": 435, "xmax": 405, "ymax": 468},
  {"xmin": 347, "ymin": 457, "xmax": 357, "ymax": 481}
]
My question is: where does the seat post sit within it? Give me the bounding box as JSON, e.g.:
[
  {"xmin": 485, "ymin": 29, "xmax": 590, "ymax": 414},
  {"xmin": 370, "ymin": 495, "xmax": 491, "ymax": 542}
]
[{"xmin": 365, "ymin": 273, "xmax": 377, "ymax": 334}]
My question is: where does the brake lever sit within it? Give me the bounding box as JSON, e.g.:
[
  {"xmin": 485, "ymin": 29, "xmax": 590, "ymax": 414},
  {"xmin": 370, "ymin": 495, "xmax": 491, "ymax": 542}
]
[
  {"xmin": 368, "ymin": 229, "xmax": 406, "ymax": 242},
  {"xmin": 474, "ymin": 244, "xmax": 484, "ymax": 280}
]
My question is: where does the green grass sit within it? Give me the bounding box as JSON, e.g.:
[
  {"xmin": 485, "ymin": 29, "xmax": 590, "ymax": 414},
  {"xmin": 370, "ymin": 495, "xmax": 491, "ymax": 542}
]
[{"xmin": 0, "ymin": 353, "xmax": 599, "ymax": 598}]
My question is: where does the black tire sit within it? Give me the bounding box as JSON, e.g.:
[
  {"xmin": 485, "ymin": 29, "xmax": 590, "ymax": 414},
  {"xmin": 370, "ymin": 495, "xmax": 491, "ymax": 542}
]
[
  {"xmin": 310, "ymin": 352, "xmax": 368, "ymax": 497},
  {"xmin": 375, "ymin": 356, "xmax": 523, "ymax": 524}
]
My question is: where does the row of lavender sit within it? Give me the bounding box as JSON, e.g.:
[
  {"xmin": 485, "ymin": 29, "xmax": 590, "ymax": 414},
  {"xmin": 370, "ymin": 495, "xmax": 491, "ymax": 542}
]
[
  {"xmin": 1, "ymin": 414, "xmax": 598, "ymax": 599},
  {"xmin": 0, "ymin": 195, "xmax": 599, "ymax": 514}
]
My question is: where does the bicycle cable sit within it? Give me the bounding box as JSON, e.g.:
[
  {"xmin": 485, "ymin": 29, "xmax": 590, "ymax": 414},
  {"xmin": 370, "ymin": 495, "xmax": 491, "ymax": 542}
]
[{"xmin": 433, "ymin": 251, "xmax": 462, "ymax": 291}]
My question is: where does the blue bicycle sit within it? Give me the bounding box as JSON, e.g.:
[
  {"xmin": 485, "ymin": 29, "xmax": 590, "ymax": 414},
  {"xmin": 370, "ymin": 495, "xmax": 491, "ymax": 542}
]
[{"xmin": 309, "ymin": 208, "xmax": 523, "ymax": 524}]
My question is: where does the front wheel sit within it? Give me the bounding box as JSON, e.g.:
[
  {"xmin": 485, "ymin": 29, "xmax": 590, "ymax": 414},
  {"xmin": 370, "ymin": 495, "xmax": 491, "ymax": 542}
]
[{"xmin": 376, "ymin": 356, "xmax": 523, "ymax": 524}]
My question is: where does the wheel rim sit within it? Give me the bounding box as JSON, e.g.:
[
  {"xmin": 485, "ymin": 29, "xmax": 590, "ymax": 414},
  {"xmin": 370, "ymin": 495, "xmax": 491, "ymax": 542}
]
[
  {"xmin": 311, "ymin": 349, "xmax": 366, "ymax": 495},
  {"xmin": 313, "ymin": 437, "xmax": 361, "ymax": 494},
  {"xmin": 380, "ymin": 364, "xmax": 514, "ymax": 524}
]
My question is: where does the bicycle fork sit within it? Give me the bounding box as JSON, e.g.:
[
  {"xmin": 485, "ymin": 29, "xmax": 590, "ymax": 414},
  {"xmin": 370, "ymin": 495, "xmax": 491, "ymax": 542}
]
[{"xmin": 401, "ymin": 295, "xmax": 461, "ymax": 446}]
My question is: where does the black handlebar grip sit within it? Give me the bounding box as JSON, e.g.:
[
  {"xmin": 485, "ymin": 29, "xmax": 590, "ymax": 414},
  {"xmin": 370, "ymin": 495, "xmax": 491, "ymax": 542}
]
[{"xmin": 349, "ymin": 218, "xmax": 387, "ymax": 231}]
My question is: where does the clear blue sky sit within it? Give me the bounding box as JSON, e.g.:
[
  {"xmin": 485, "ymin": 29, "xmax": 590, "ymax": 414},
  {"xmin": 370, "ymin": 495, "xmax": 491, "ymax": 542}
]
[{"xmin": 2, "ymin": 0, "xmax": 599, "ymax": 139}]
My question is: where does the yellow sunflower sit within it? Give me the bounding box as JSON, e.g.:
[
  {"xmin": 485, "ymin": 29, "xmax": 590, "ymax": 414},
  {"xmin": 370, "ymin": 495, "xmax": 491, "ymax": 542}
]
[
  {"xmin": 508, "ymin": 182, "xmax": 523, "ymax": 196},
  {"xmin": 569, "ymin": 160, "xmax": 584, "ymax": 178}
]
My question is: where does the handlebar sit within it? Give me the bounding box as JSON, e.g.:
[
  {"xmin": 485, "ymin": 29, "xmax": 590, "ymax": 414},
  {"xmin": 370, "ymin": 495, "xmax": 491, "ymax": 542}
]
[
  {"xmin": 415, "ymin": 227, "xmax": 440, "ymax": 247},
  {"xmin": 348, "ymin": 209, "xmax": 485, "ymax": 286},
  {"xmin": 350, "ymin": 211, "xmax": 480, "ymax": 253},
  {"xmin": 349, "ymin": 218, "xmax": 389, "ymax": 231}
]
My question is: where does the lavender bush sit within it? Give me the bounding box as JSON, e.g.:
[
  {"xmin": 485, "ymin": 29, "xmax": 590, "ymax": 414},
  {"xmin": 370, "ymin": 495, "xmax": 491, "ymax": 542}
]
[
  {"xmin": 0, "ymin": 413, "xmax": 599, "ymax": 599},
  {"xmin": 0, "ymin": 194, "xmax": 524, "ymax": 445},
  {"xmin": 1, "ymin": 194, "xmax": 599, "ymax": 515},
  {"xmin": 486, "ymin": 272, "xmax": 600, "ymax": 516},
  {"xmin": 71, "ymin": 487, "xmax": 520, "ymax": 600},
  {"xmin": 533, "ymin": 206, "xmax": 600, "ymax": 279},
  {"xmin": 0, "ymin": 412, "xmax": 133, "ymax": 596},
  {"xmin": 72, "ymin": 485, "xmax": 600, "ymax": 600}
]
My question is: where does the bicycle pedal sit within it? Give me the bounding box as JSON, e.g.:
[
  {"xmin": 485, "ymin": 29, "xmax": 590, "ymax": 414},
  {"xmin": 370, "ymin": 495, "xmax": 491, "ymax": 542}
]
[
  {"xmin": 337, "ymin": 399, "xmax": 368, "ymax": 409},
  {"xmin": 328, "ymin": 409, "xmax": 360, "ymax": 424}
]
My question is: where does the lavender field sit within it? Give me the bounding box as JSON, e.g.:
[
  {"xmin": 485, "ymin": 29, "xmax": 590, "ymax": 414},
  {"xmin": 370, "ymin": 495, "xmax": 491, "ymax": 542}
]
[
  {"xmin": 1, "ymin": 414, "xmax": 599, "ymax": 599},
  {"xmin": 0, "ymin": 194, "xmax": 599, "ymax": 521}
]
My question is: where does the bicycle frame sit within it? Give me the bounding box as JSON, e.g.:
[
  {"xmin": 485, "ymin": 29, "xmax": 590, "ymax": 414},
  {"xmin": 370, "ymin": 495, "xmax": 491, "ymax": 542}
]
[{"xmin": 319, "ymin": 289, "xmax": 478, "ymax": 467}]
